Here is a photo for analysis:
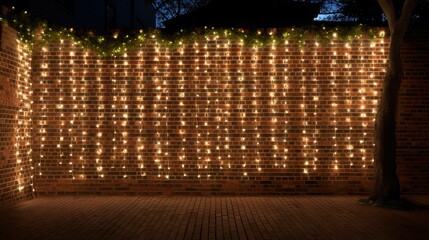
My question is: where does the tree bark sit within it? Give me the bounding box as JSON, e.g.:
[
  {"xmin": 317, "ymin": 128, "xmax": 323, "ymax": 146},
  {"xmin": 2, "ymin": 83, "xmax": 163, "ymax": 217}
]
[
  {"xmin": 370, "ymin": 0, "xmax": 420, "ymax": 202},
  {"xmin": 370, "ymin": 32, "xmax": 402, "ymax": 202}
]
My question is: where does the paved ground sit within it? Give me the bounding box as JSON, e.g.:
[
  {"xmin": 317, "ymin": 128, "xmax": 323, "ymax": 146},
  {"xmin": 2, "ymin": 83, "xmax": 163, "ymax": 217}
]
[{"xmin": 0, "ymin": 196, "xmax": 428, "ymax": 240}]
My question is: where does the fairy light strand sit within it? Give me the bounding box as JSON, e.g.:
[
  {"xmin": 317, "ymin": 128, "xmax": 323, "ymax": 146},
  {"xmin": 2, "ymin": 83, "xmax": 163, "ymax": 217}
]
[
  {"xmin": 15, "ymin": 40, "xmax": 24, "ymax": 192},
  {"xmin": 224, "ymin": 41, "xmax": 231, "ymax": 171},
  {"xmin": 214, "ymin": 41, "xmax": 222, "ymax": 172},
  {"xmin": 239, "ymin": 40, "xmax": 247, "ymax": 177},
  {"xmin": 21, "ymin": 42, "xmax": 34, "ymax": 193},
  {"xmin": 69, "ymin": 42, "xmax": 76, "ymax": 180},
  {"xmin": 58, "ymin": 40, "xmax": 64, "ymax": 167},
  {"xmin": 121, "ymin": 53, "xmax": 129, "ymax": 179},
  {"xmin": 39, "ymin": 46, "xmax": 48, "ymax": 177},
  {"xmin": 112, "ymin": 56, "xmax": 118, "ymax": 174},
  {"xmin": 96, "ymin": 58, "xmax": 104, "ymax": 178},
  {"xmin": 178, "ymin": 45, "xmax": 187, "ymax": 177},
  {"xmin": 282, "ymin": 40, "xmax": 289, "ymax": 169},
  {"xmin": 252, "ymin": 45, "xmax": 261, "ymax": 172},
  {"xmin": 358, "ymin": 40, "xmax": 367, "ymax": 168},
  {"xmin": 154, "ymin": 42, "xmax": 162, "ymax": 178},
  {"xmin": 329, "ymin": 37, "xmax": 338, "ymax": 171},
  {"xmin": 203, "ymin": 40, "xmax": 211, "ymax": 178},
  {"xmin": 164, "ymin": 48, "xmax": 170, "ymax": 179},
  {"xmin": 24, "ymin": 32, "xmax": 389, "ymax": 184},
  {"xmin": 138, "ymin": 50, "xmax": 146, "ymax": 177},
  {"xmin": 301, "ymin": 46, "xmax": 309, "ymax": 174},
  {"xmin": 346, "ymin": 40, "xmax": 354, "ymax": 168},
  {"xmin": 312, "ymin": 41, "xmax": 320, "ymax": 171},
  {"xmin": 194, "ymin": 41, "xmax": 202, "ymax": 179},
  {"xmin": 79, "ymin": 51, "xmax": 89, "ymax": 179},
  {"xmin": 270, "ymin": 41, "xmax": 279, "ymax": 168}
]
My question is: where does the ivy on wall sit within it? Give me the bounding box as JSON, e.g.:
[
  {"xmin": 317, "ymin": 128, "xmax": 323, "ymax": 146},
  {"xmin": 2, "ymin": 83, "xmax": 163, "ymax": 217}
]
[{"xmin": 0, "ymin": 8, "xmax": 383, "ymax": 56}]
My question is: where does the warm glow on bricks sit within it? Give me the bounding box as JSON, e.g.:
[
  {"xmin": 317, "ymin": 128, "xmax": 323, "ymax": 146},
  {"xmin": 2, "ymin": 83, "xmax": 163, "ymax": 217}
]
[
  {"xmin": 3, "ymin": 22, "xmax": 429, "ymax": 201},
  {"xmin": 30, "ymin": 36, "xmax": 389, "ymax": 181},
  {"xmin": 0, "ymin": 29, "xmax": 407, "ymax": 196}
]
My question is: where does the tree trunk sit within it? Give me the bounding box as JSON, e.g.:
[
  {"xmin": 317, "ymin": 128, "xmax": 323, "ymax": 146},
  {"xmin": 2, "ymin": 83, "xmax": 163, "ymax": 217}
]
[
  {"xmin": 370, "ymin": 0, "xmax": 420, "ymax": 202},
  {"xmin": 370, "ymin": 33, "xmax": 402, "ymax": 202}
]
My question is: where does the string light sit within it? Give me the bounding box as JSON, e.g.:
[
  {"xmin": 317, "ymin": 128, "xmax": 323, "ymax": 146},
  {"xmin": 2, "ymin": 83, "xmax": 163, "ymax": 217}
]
[
  {"xmin": 270, "ymin": 42, "xmax": 279, "ymax": 169},
  {"xmin": 345, "ymin": 42, "xmax": 354, "ymax": 167},
  {"xmin": 121, "ymin": 53, "xmax": 129, "ymax": 179},
  {"xmin": 224, "ymin": 41, "xmax": 231, "ymax": 171},
  {"xmin": 96, "ymin": 58, "xmax": 104, "ymax": 178},
  {"xmin": 178, "ymin": 46, "xmax": 187, "ymax": 177},
  {"xmin": 359, "ymin": 42, "xmax": 367, "ymax": 168},
  {"xmin": 154, "ymin": 42, "xmax": 163, "ymax": 178},
  {"xmin": 371, "ymin": 38, "xmax": 381, "ymax": 165},
  {"xmin": 79, "ymin": 51, "xmax": 89, "ymax": 179},
  {"xmin": 38, "ymin": 46, "xmax": 48, "ymax": 177},
  {"xmin": 138, "ymin": 50, "xmax": 146, "ymax": 177},
  {"xmin": 252, "ymin": 45, "xmax": 261, "ymax": 172},
  {"xmin": 24, "ymin": 43, "xmax": 34, "ymax": 193},
  {"xmin": 312, "ymin": 41, "xmax": 320, "ymax": 171},
  {"xmin": 301, "ymin": 47, "xmax": 309, "ymax": 174},
  {"xmin": 214, "ymin": 41, "xmax": 222, "ymax": 173},
  {"xmin": 12, "ymin": 39, "xmax": 34, "ymax": 193},
  {"xmin": 239, "ymin": 42, "xmax": 247, "ymax": 177},
  {"xmin": 203, "ymin": 41, "xmax": 211, "ymax": 178},
  {"xmin": 58, "ymin": 41, "xmax": 64, "ymax": 167},
  {"xmin": 331, "ymin": 41, "xmax": 339, "ymax": 171},
  {"xmin": 69, "ymin": 42, "xmax": 76, "ymax": 180},
  {"xmin": 194, "ymin": 41, "xmax": 202, "ymax": 179},
  {"xmin": 282, "ymin": 40, "xmax": 290, "ymax": 169},
  {"xmin": 164, "ymin": 49, "xmax": 170, "ymax": 179},
  {"xmin": 26, "ymin": 32, "xmax": 388, "ymax": 183},
  {"xmin": 15, "ymin": 40, "xmax": 24, "ymax": 192},
  {"xmin": 112, "ymin": 56, "xmax": 118, "ymax": 173}
]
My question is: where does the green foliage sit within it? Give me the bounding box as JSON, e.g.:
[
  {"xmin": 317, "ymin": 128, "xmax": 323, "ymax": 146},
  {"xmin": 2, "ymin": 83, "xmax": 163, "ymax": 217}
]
[
  {"xmin": 1, "ymin": 9, "xmax": 381, "ymax": 57},
  {"xmin": 0, "ymin": 9, "xmax": 46, "ymax": 48}
]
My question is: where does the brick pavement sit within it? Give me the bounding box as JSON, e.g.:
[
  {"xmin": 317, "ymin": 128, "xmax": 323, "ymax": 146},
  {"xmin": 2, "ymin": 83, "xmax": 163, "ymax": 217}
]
[{"xmin": 0, "ymin": 196, "xmax": 428, "ymax": 240}]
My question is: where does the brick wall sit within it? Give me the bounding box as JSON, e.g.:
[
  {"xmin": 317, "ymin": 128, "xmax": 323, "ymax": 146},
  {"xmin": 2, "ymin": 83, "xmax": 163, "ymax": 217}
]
[
  {"xmin": 397, "ymin": 31, "xmax": 429, "ymax": 194},
  {"xmin": 30, "ymin": 33, "xmax": 389, "ymax": 195},
  {"xmin": 1, "ymin": 26, "xmax": 425, "ymax": 197},
  {"xmin": 0, "ymin": 24, "xmax": 34, "ymax": 205}
]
